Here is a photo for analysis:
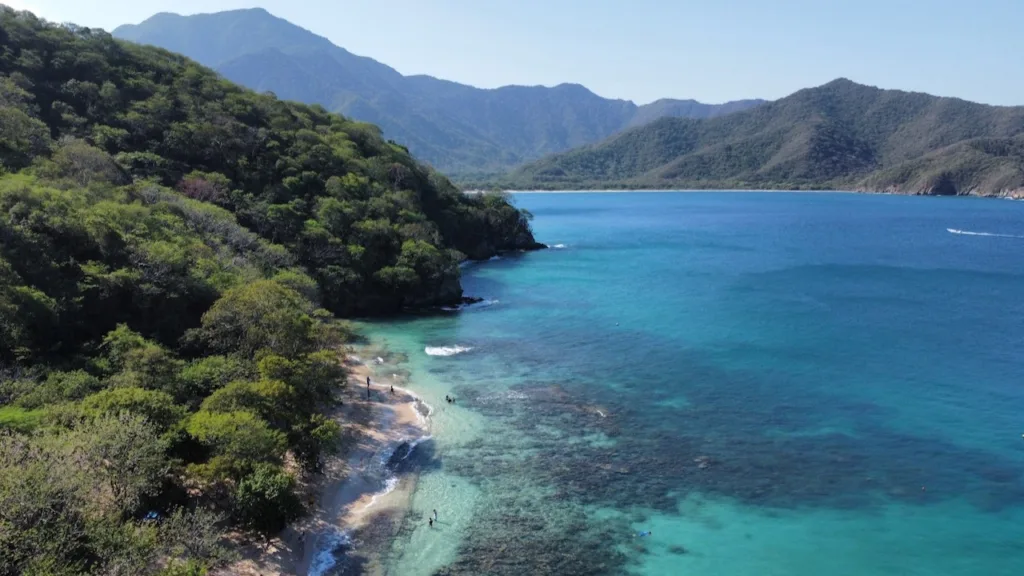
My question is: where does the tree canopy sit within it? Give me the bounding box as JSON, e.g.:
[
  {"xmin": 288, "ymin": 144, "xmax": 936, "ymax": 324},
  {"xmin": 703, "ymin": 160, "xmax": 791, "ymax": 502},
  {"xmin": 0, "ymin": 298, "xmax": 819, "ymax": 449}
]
[{"xmin": 0, "ymin": 7, "xmax": 541, "ymax": 317}]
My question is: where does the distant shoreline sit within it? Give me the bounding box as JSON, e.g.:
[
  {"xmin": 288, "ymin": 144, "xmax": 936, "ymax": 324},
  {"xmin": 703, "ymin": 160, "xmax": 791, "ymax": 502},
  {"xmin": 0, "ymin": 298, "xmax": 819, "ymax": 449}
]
[
  {"xmin": 463, "ymin": 188, "xmax": 1020, "ymax": 199},
  {"xmin": 502, "ymin": 189, "xmax": 854, "ymax": 194},
  {"xmin": 463, "ymin": 188, "xmax": 851, "ymax": 195}
]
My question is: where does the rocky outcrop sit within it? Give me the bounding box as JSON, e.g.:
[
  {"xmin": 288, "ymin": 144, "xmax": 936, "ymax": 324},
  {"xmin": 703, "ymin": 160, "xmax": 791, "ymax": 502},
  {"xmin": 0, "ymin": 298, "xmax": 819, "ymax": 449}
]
[{"xmin": 514, "ymin": 230, "xmax": 548, "ymax": 251}]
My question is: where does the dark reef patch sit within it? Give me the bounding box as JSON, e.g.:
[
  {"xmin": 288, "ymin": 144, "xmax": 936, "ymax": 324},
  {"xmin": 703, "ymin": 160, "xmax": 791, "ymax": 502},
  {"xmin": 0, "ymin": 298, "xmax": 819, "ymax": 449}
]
[{"xmin": 413, "ymin": 326, "xmax": 1024, "ymax": 575}]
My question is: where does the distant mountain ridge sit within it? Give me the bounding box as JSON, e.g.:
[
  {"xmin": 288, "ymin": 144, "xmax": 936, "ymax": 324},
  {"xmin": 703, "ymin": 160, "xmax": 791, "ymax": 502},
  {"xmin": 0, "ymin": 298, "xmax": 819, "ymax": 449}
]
[
  {"xmin": 493, "ymin": 79, "xmax": 1024, "ymax": 197},
  {"xmin": 112, "ymin": 8, "xmax": 765, "ymax": 174}
]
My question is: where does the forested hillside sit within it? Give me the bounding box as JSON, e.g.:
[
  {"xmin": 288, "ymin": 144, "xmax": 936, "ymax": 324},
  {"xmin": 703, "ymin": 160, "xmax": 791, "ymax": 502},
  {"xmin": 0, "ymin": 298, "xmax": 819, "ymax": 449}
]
[
  {"xmin": 0, "ymin": 7, "xmax": 537, "ymax": 574},
  {"xmin": 113, "ymin": 8, "xmax": 764, "ymax": 174},
  {"xmin": 498, "ymin": 79, "xmax": 1024, "ymax": 196}
]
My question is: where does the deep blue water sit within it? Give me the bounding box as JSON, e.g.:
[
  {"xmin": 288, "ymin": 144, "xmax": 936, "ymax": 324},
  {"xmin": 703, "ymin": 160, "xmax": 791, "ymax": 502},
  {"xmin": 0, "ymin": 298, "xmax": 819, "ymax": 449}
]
[{"xmin": 364, "ymin": 192, "xmax": 1024, "ymax": 575}]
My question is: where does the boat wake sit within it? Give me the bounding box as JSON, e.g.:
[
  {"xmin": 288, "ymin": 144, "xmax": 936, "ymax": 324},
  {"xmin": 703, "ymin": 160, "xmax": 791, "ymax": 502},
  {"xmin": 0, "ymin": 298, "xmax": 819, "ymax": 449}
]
[{"xmin": 947, "ymin": 228, "xmax": 1024, "ymax": 239}]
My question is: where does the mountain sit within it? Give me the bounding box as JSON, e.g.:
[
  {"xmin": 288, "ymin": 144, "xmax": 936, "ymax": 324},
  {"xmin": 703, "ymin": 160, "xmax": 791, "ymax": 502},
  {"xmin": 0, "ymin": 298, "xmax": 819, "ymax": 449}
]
[
  {"xmin": 112, "ymin": 9, "xmax": 764, "ymax": 173},
  {"xmin": 627, "ymin": 98, "xmax": 768, "ymax": 129},
  {"xmin": 497, "ymin": 79, "xmax": 1024, "ymax": 197}
]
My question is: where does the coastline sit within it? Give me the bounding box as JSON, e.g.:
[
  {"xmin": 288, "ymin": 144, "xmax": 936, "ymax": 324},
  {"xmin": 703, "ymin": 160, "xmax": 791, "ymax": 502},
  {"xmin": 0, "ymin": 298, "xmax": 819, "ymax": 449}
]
[
  {"xmin": 215, "ymin": 353, "xmax": 431, "ymax": 576},
  {"xmin": 502, "ymin": 189, "xmax": 855, "ymax": 194},
  {"xmin": 482, "ymin": 188, "xmax": 1021, "ymax": 198}
]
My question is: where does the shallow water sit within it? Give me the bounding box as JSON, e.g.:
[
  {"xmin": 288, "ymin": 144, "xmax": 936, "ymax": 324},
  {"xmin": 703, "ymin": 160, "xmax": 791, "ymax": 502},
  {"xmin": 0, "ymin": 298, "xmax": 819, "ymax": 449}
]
[{"xmin": 351, "ymin": 192, "xmax": 1024, "ymax": 575}]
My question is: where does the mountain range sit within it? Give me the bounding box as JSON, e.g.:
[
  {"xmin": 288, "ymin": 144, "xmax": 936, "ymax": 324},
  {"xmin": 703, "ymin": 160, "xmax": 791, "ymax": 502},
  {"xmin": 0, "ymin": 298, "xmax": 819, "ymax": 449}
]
[
  {"xmin": 495, "ymin": 79, "xmax": 1024, "ymax": 197},
  {"xmin": 111, "ymin": 8, "xmax": 764, "ymax": 174}
]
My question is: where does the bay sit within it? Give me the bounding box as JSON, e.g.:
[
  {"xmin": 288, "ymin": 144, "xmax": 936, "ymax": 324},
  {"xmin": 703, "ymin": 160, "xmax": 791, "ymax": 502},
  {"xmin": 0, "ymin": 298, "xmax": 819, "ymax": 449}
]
[{"xmin": 358, "ymin": 192, "xmax": 1024, "ymax": 575}]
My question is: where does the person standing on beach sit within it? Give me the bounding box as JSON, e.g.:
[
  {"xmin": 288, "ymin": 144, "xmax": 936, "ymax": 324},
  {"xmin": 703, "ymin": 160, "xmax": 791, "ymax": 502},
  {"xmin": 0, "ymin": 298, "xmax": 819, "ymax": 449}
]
[
  {"xmin": 429, "ymin": 517, "xmax": 434, "ymax": 528},
  {"xmin": 433, "ymin": 509, "xmax": 438, "ymax": 522}
]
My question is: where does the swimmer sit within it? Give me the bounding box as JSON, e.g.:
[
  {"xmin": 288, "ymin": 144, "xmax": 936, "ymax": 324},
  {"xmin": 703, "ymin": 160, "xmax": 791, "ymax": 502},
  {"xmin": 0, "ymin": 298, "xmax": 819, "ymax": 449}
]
[{"xmin": 636, "ymin": 530, "xmax": 652, "ymax": 538}]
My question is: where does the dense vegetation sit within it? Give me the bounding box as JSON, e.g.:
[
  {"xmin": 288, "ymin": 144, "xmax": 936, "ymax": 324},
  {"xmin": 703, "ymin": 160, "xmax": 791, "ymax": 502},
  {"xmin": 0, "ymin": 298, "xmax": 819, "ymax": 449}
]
[
  {"xmin": 0, "ymin": 7, "xmax": 537, "ymax": 574},
  {"xmin": 112, "ymin": 8, "xmax": 764, "ymax": 174},
  {"xmin": 492, "ymin": 79, "xmax": 1024, "ymax": 196}
]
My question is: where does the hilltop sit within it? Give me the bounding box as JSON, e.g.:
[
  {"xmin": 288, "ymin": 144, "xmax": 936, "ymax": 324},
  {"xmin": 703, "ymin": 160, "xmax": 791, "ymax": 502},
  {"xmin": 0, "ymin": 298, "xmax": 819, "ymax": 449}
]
[
  {"xmin": 494, "ymin": 79, "xmax": 1024, "ymax": 196},
  {"xmin": 113, "ymin": 8, "xmax": 764, "ymax": 174}
]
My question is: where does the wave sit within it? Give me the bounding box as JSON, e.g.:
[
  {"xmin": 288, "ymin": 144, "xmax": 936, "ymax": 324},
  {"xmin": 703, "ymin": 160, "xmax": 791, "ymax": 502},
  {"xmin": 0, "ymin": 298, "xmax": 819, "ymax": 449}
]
[
  {"xmin": 366, "ymin": 475, "xmax": 399, "ymax": 508},
  {"xmin": 488, "ymin": 255, "xmax": 502, "ymax": 261},
  {"xmin": 947, "ymin": 228, "xmax": 1024, "ymax": 239},
  {"xmin": 308, "ymin": 528, "xmax": 353, "ymax": 576},
  {"xmin": 441, "ymin": 298, "xmax": 499, "ymax": 312},
  {"xmin": 425, "ymin": 345, "xmax": 473, "ymax": 356},
  {"xmin": 466, "ymin": 299, "xmax": 499, "ymax": 310},
  {"xmin": 551, "ymin": 243, "xmax": 568, "ymax": 249},
  {"xmin": 390, "ymin": 384, "xmax": 435, "ymax": 425},
  {"xmin": 402, "ymin": 434, "xmax": 433, "ymax": 460}
]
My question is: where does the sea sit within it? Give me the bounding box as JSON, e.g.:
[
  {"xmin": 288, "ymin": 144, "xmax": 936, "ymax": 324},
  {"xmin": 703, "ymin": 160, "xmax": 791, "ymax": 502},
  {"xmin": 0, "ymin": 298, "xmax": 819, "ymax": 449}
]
[{"xmin": 335, "ymin": 192, "xmax": 1024, "ymax": 575}]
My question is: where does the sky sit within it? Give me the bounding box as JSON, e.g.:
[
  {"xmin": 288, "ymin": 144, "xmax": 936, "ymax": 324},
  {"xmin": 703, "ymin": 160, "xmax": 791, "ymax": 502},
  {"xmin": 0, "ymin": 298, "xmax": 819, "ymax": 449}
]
[{"xmin": 5, "ymin": 0, "xmax": 1024, "ymax": 106}]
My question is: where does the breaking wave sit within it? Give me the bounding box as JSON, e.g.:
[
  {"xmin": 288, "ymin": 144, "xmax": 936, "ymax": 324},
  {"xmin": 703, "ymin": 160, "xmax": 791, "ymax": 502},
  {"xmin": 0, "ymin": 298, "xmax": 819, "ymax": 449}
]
[
  {"xmin": 425, "ymin": 345, "xmax": 473, "ymax": 356},
  {"xmin": 441, "ymin": 298, "xmax": 500, "ymax": 312},
  {"xmin": 307, "ymin": 529, "xmax": 353, "ymax": 576}
]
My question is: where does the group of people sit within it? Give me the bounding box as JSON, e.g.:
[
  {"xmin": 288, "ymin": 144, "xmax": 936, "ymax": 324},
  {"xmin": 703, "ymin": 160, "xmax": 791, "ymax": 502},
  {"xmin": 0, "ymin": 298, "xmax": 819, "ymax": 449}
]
[
  {"xmin": 428, "ymin": 508, "xmax": 439, "ymax": 527},
  {"xmin": 365, "ymin": 376, "xmax": 396, "ymax": 398},
  {"xmin": 444, "ymin": 395, "xmax": 456, "ymax": 404}
]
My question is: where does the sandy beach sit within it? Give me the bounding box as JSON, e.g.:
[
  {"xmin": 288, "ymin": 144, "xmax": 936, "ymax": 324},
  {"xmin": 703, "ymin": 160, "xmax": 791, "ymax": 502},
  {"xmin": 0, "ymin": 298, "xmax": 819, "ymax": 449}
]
[{"xmin": 214, "ymin": 353, "xmax": 430, "ymax": 576}]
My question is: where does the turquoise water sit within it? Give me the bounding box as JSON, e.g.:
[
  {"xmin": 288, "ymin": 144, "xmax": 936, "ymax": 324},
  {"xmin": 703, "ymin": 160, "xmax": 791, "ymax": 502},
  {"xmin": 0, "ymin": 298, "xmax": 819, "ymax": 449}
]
[{"xmin": 357, "ymin": 192, "xmax": 1024, "ymax": 575}]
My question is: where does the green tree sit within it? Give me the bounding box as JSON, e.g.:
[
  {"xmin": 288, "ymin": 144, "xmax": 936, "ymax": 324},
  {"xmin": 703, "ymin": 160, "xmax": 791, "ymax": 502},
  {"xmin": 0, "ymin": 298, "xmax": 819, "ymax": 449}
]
[
  {"xmin": 71, "ymin": 414, "xmax": 170, "ymax": 515},
  {"xmin": 199, "ymin": 379, "xmax": 296, "ymax": 428},
  {"xmin": 232, "ymin": 463, "xmax": 302, "ymax": 540},
  {"xmin": 0, "ymin": 106, "xmax": 50, "ymax": 171},
  {"xmin": 185, "ymin": 410, "xmax": 286, "ymax": 476},
  {"xmin": 177, "ymin": 356, "xmax": 247, "ymax": 403},
  {"xmin": 0, "ymin": 435, "xmax": 91, "ymax": 575},
  {"xmin": 195, "ymin": 280, "xmax": 316, "ymax": 359},
  {"xmin": 158, "ymin": 507, "xmax": 234, "ymax": 568},
  {"xmin": 79, "ymin": 387, "xmax": 186, "ymax": 433},
  {"xmin": 14, "ymin": 370, "xmax": 103, "ymax": 410}
]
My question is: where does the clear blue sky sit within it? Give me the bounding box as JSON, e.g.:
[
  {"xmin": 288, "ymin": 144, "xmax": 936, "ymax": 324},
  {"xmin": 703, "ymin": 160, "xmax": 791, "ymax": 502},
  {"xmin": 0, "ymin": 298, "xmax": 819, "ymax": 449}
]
[{"xmin": 6, "ymin": 0, "xmax": 1024, "ymax": 106}]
